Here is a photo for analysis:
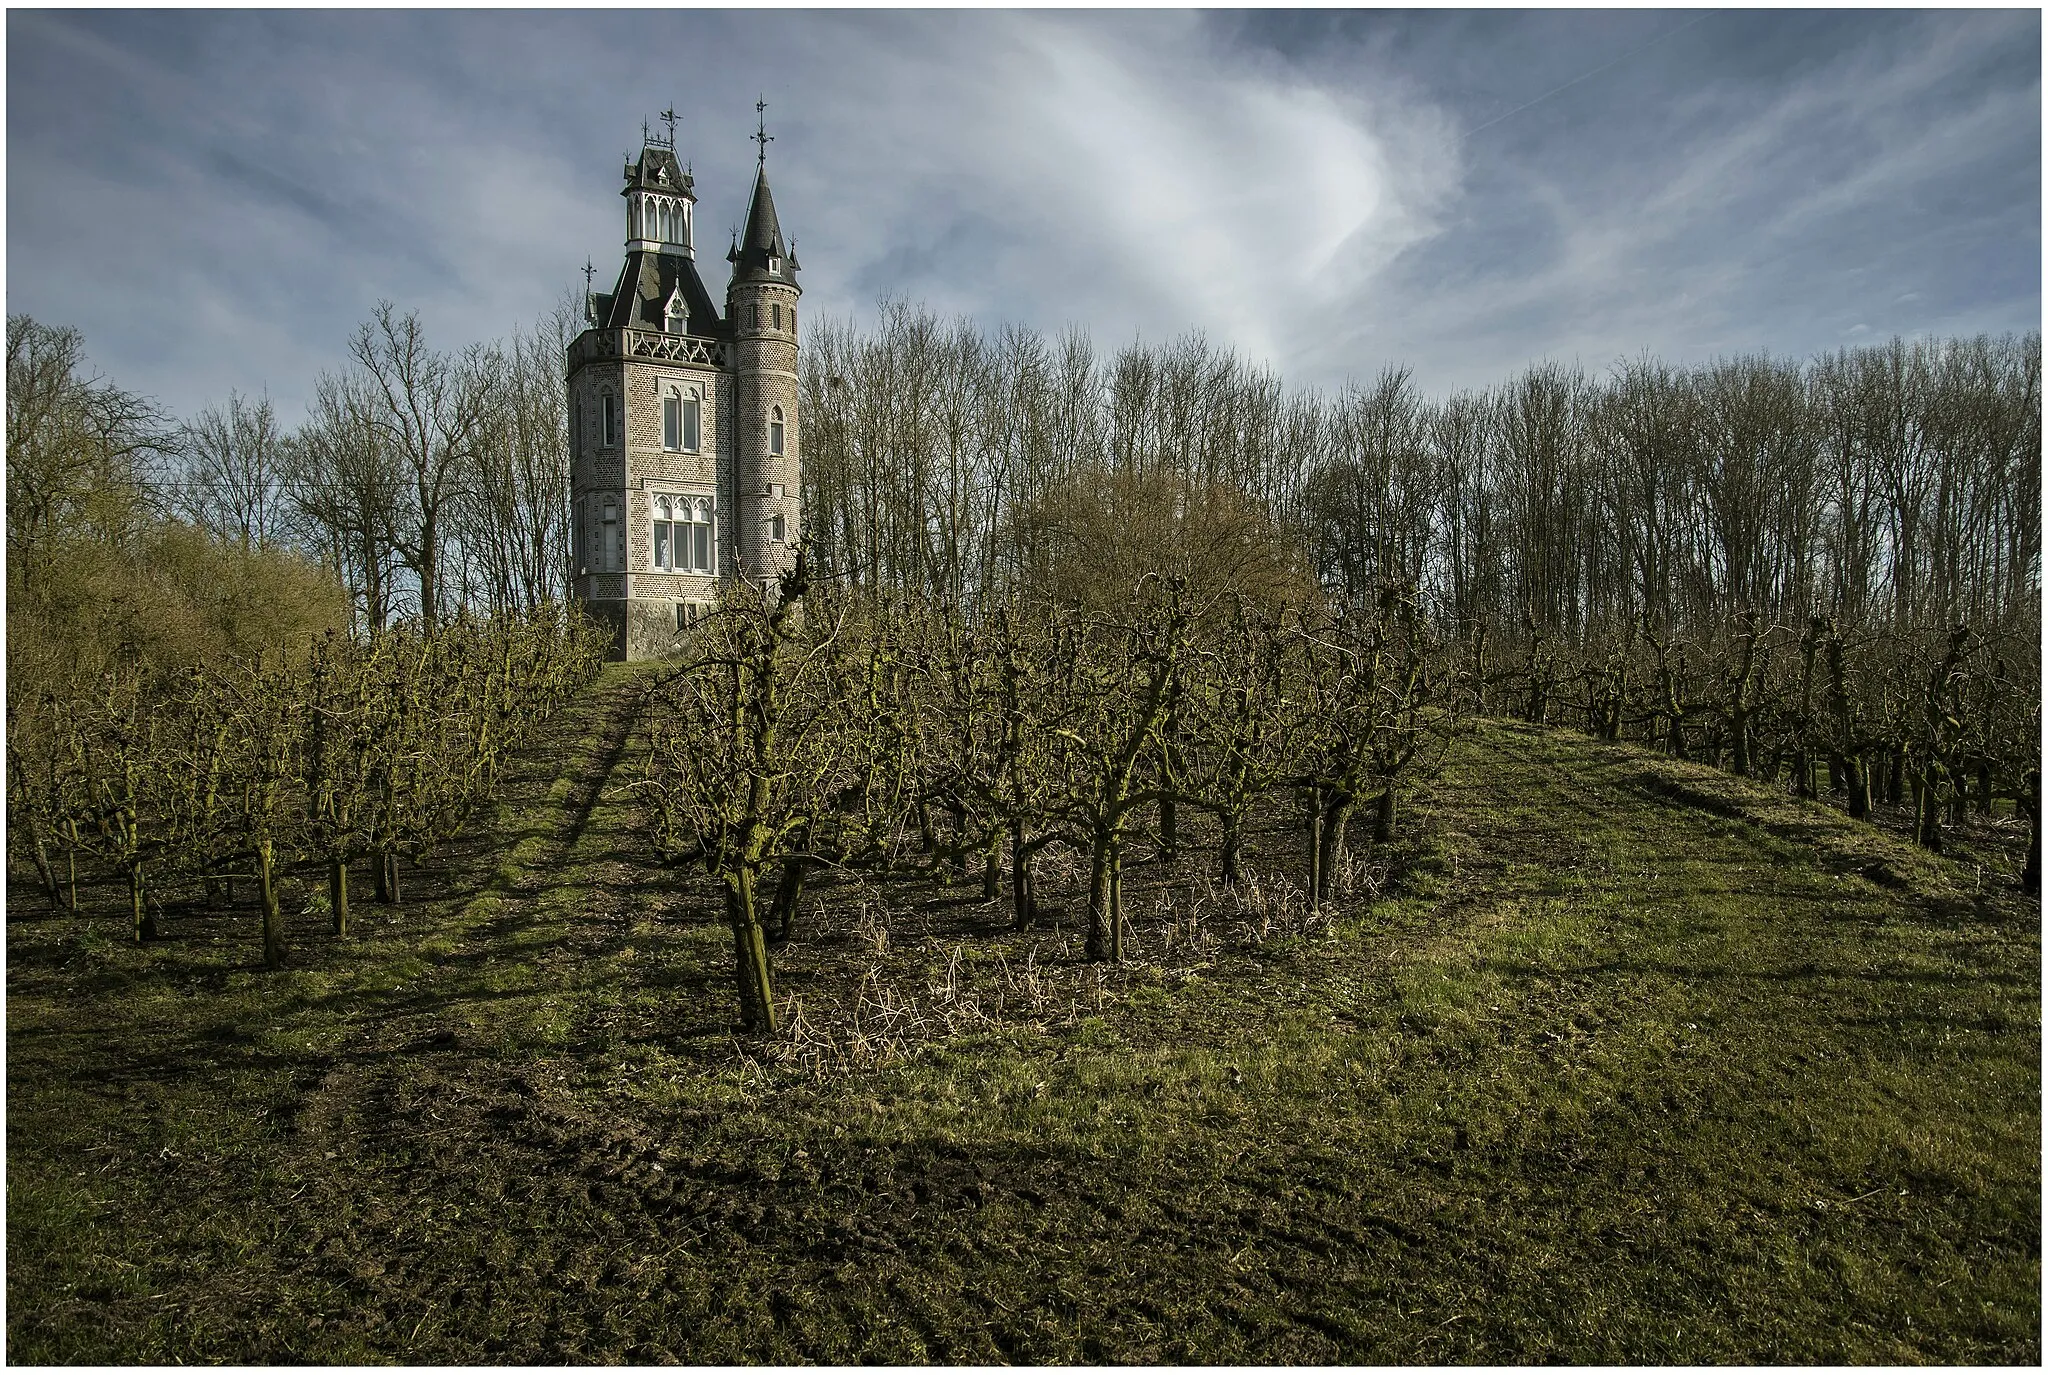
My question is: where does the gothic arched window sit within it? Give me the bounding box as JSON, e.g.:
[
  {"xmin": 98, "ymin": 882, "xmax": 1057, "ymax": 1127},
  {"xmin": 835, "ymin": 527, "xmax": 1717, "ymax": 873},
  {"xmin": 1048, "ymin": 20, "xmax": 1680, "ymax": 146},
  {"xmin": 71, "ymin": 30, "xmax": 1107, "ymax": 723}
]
[
  {"xmin": 601, "ymin": 392, "xmax": 618, "ymax": 448},
  {"xmin": 682, "ymin": 389, "xmax": 701, "ymax": 451},
  {"xmin": 690, "ymin": 498, "xmax": 715, "ymax": 574},
  {"xmin": 601, "ymin": 495, "xmax": 620, "ymax": 571},
  {"xmin": 769, "ymin": 406, "xmax": 785, "ymax": 457},
  {"xmin": 653, "ymin": 494, "xmax": 674, "ymax": 570},
  {"xmin": 663, "ymin": 389, "xmax": 681, "ymax": 451}
]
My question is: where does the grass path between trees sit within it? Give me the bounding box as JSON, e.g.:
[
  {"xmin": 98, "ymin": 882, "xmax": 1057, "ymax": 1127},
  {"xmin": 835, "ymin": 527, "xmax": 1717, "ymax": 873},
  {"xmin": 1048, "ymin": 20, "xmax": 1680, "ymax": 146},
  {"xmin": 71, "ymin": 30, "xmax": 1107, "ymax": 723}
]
[{"xmin": 6, "ymin": 673, "xmax": 2039, "ymax": 1362}]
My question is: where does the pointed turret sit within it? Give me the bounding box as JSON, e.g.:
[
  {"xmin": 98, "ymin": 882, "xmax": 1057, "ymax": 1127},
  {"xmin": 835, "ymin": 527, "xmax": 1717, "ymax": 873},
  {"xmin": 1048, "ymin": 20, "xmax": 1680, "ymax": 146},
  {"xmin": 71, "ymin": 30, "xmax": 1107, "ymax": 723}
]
[
  {"xmin": 732, "ymin": 165, "xmax": 797, "ymax": 288},
  {"xmin": 726, "ymin": 101, "xmax": 802, "ymax": 586}
]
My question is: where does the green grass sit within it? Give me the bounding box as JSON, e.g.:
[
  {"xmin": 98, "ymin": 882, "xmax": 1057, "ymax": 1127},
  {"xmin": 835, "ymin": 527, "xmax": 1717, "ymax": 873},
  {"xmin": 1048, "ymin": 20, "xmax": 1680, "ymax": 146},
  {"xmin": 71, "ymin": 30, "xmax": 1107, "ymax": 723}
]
[{"xmin": 6, "ymin": 700, "xmax": 2038, "ymax": 1363}]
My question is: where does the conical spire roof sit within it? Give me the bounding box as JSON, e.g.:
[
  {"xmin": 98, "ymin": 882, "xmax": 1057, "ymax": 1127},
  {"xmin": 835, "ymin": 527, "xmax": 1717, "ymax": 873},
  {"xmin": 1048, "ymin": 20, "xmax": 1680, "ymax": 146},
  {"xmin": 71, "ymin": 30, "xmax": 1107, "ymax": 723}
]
[{"xmin": 732, "ymin": 164, "xmax": 796, "ymax": 287}]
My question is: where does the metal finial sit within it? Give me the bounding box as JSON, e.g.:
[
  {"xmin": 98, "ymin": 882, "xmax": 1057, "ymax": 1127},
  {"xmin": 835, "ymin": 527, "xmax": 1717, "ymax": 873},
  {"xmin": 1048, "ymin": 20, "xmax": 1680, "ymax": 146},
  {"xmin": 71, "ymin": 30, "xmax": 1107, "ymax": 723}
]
[
  {"xmin": 642, "ymin": 118, "xmax": 651, "ymax": 147},
  {"xmin": 583, "ymin": 257, "xmax": 596, "ymax": 293},
  {"xmin": 659, "ymin": 106, "xmax": 678, "ymax": 147},
  {"xmin": 752, "ymin": 96, "xmax": 774, "ymax": 166}
]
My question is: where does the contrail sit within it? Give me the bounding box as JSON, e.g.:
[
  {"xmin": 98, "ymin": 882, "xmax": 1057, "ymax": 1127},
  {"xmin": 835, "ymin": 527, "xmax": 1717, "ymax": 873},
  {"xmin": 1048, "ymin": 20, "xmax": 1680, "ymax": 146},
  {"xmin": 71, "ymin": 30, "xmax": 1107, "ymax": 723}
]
[{"xmin": 1460, "ymin": 10, "xmax": 1717, "ymax": 142}]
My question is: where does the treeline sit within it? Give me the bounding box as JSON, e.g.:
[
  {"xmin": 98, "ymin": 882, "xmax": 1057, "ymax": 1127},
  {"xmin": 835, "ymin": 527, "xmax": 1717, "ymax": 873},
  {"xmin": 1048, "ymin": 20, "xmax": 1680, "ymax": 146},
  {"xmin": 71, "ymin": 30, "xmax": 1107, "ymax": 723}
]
[
  {"xmin": 8, "ymin": 302, "xmax": 577, "ymax": 665},
  {"xmin": 800, "ymin": 305, "xmax": 2040, "ymax": 639},
  {"xmin": 6, "ymin": 607, "xmax": 608, "ymax": 964}
]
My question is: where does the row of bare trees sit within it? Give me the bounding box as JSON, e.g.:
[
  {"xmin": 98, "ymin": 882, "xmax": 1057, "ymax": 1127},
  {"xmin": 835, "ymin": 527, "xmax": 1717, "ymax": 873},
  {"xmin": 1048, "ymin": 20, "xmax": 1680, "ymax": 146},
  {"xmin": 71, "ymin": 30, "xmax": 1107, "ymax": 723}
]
[
  {"xmin": 801, "ymin": 309, "xmax": 2039, "ymax": 643},
  {"xmin": 165, "ymin": 299, "xmax": 581, "ymax": 630},
  {"xmin": 5, "ymin": 607, "xmax": 609, "ymax": 966},
  {"xmin": 633, "ymin": 561, "xmax": 1460, "ymax": 1030},
  {"xmin": 1481, "ymin": 609, "xmax": 2041, "ymax": 878}
]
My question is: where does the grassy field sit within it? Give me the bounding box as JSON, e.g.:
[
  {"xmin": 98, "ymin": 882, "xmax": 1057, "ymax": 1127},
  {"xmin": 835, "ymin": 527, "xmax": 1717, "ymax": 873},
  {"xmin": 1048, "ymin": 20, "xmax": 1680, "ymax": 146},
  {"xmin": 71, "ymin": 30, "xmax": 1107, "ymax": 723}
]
[{"xmin": 7, "ymin": 667, "xmax": 2039, "ymax": 1363}]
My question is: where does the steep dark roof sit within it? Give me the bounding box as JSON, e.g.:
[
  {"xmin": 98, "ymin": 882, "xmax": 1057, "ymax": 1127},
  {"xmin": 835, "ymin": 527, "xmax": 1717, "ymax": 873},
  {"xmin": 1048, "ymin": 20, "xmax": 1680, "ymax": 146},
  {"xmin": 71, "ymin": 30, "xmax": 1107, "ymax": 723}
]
[
  {"xmin": 599, "ymin": 250, "xmax": 727, "ymax": 337},
  {"xmin": 623, "ymin": 146, "xmax": 693, "ymax": 199},
  {"xmin": 729, "ymin": 165, "xmax": 798, "ymax": 288}
]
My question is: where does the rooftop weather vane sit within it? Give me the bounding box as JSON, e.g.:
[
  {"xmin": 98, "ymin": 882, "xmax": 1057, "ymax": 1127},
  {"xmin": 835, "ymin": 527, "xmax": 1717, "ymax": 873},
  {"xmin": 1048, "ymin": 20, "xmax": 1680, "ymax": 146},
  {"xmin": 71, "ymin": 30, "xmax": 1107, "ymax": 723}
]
[
  {"xmin": 752, "ymin": 97, "xmax": 773, "ymax": 165},
  {"xmin": 583, "ymin": 257, "xmax": 596, "ymax": 296},
  {"xmin": 659, "ymin": 106, "xmax": 679, "ymax": 147}
]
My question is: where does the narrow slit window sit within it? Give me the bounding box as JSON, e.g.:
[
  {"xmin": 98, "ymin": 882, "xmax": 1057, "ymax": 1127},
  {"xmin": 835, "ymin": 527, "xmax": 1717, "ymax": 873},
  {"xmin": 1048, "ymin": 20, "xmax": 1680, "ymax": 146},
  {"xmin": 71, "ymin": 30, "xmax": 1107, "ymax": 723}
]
[
  {"xmin": 769, "ymin": 406, "xmax": 784, "ymax": 457},
  {"xmin": 601, "ymin": 393, "xmax": 618, "ymax": 448},
  {"xmin": 682, "ymin": 391, "xmax": 701, "ymax": 450},
  {"xmin": 663, "ymin": 392, "xmax": 680, "ymax": 450}
]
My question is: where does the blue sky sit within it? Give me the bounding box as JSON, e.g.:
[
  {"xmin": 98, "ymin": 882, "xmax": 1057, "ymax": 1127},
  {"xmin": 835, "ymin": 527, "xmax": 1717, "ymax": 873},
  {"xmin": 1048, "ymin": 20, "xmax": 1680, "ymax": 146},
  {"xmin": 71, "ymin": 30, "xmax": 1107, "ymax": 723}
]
[{"xmin": 7, "ymin": 7, "xmax": 2040, "ymax": 426}]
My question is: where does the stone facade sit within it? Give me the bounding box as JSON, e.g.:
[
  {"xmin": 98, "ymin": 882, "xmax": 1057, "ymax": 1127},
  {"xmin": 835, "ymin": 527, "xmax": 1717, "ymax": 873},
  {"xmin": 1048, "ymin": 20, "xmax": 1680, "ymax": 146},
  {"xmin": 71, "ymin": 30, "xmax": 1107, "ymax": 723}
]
[{"xmin": 567, "ymin": 134, "xmax": 801, "ymax": 661}]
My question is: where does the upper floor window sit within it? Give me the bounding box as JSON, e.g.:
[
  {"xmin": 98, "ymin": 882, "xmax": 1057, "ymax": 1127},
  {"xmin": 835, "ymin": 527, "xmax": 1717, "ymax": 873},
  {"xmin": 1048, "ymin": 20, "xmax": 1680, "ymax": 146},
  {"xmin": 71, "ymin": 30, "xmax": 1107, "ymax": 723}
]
[
  {"xmin": 771, "ymin": 303, "xmax": 782, "ymax": 331},
  {"xmin": 600, "ymin": 495, "xmax": 621, "ymax": 571},
  {"xmin": 769, "ymin": 406, "xmax": 785, "ymax": 457},
  {"xmin": 768, "ymin": 257, "xmax": 781, "ymax": 276},
  {"xmin": 770, "ymin": 512, "xmax": 787, "ymax": 543},
  {"xmin": 661, "ymin": 387, "xmax": 703, "ymax": 452},
  {"xmin": 601, "ymin": 392, "xmax": 618, "ymax": 448}
]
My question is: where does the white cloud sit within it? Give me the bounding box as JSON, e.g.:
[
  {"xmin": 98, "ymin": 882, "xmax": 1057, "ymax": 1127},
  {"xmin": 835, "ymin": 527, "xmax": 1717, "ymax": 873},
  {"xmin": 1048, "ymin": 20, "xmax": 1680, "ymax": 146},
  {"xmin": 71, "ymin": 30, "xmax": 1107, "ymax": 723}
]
[{"xmin": 774, "ymin": 11, "xmax": 1461, "ymax": 372}]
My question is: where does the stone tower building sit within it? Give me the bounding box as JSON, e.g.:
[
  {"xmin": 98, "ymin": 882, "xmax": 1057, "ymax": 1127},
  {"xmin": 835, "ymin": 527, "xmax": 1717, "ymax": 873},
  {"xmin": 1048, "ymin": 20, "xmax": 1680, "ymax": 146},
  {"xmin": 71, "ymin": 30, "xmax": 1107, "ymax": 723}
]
[{"xmin": 567, "ymin": 119, "xmax": 801, "ymax": 660}]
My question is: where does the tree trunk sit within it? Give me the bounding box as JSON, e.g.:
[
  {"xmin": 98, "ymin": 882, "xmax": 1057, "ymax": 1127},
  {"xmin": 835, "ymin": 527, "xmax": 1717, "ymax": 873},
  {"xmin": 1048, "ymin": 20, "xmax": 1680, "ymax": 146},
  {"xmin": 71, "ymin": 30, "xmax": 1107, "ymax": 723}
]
[
  {"xmin": 25, "ymin": 819, "xmax": 59, "ymax": 909},
  {"xmin": 1976, "ymin": 761, "xmax": 1995, "ymax": 817},
  {"xmin": 1112, "ymin": 859, "xmax": 1125, "ymax": 963},
  {"xmin": 1219, "ymin": 812, "xmax": 1243, "ymax": 889},
  {"xmin": 329, "ymin": 857, "xmax": 350, "ymax": 937},
  {"xmin": 1373, "ymin": 788, "xmax": 1396, "ymax": 844},
  {"xmin": 1086, "ymin": 833, "xmax": 1113, "ymax": 963},
  {"xmin": 130, "ymin": 860, "xmax": 155, "ymax": 942},
  {"xmin": 373, "ymin": 847, "xmax": 393, "ymax": 903},
  {"xmin": 1730, "ymin": 712, "xmax": 1751, "ymax": 777},
  {"xmin": 1914, "ymin": 774, "xmax": 1944, "ymax": 854},
  {"xmin": 2020, "ymin": 770, "xmax": 2040, "ymax": 896},
  {"xmin": 64, "ymin": 819, "xmax": 80, "ymax": 912},
  {"xmin": 726, "ymin": 870, "xmax": 777, "ymax": 1032},
  {"xmin": 258, "ymin": 839, "xmax": 286, "ymax": 970},
  {"xmin": 946, "ymin": 801, "xmax": 968, "ymax": 875},
  {"xmin": 1316, "ymin": 792, "xmax": 1354, "ymax": 905},
  {"xmin": 1009, "ymin": 821, "xmax": 1036, "ymax": 931},
  {"xmin": 1305, "ymin": 784, "xmax": 1324, "ymax": 907},
  {"xmin": 1885, "ymin": 749, "xmax": 1905, "ymax": 806},
  {"xmin": 981, "ymin": 835, "xmax": 1001, "ymax": 902},
  {"xmin": 1845, "ymin": 754, "xmax": 1870, "ymax": 819},
  {"xmin": 769, "ymin": 853, "xmax": 809, "ymax": 944},
  {"xmin": 1159, "ymin": 798, "xmax": 1178, "ymax": 862}
]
